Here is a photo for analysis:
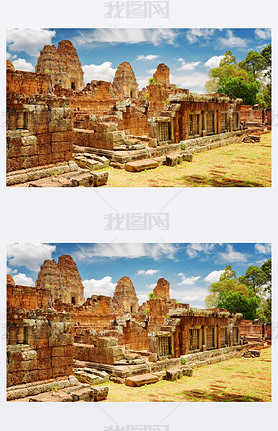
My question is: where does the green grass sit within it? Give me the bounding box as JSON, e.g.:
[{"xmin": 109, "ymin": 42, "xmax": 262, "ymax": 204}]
[
  {"xmin": 103, "ymin": 347, "xmax": 271, "ymax": 402},
  {"xmin": 103, "ymin": 132, "xmax": 271, "ymax": 187}
]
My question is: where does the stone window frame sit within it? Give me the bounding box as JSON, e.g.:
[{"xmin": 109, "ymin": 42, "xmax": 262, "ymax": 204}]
[
  {"xmin": 188, "ymin": 325, "xmax": 202, "ymax": 352},
  {"xmin": 188, "ymin": 110, "xmax": 202, "ymax": 138},
  {"xmin": 220, "ymin": 325, "xmax": 229, "ymax": 347},
  {"xmin": 206, "ymin": 325, "xmax": 217, "ymax": 350},
  {"xmin": 156, "ymin": 118, "xmax": 173, "ymax": 143},
  {"xmin": 155, "ymin": 332, "xmax": 174, "ymax": 357},
  {"xmin": 206, "ymin": 110, "xmax": 217, "ymax": 135},
  {"xmin": 232, "ymin": 111, "xmax": 240, "ymax": 131},
  {"xmin": 220, "ymin": 111, "xmax": 229, "ymax": 133}
]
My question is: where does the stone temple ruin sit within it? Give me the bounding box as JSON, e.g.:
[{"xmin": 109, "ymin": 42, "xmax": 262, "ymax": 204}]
[
  {"xmin": 7, "ymin": 254, "xmax": 267, "ymax": 402},
  {"xmin": 6, "ymin": 39, "xmax": 265, "ymax": 187}
]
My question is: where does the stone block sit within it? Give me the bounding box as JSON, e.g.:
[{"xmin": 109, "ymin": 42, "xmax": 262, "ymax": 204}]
[
  {"xmin": 125, "ymin": 374, "xmax": 159, "ymax": 387},
  {"xmin": 92, "ymin": 386, "xmax": 109, "ymax": 401},
  {"xmin": 148, "ymin": 353, "xmax": 158, "ymax": 362},
  {"xmin": 166, "ymin": 155, "xmax": 179, "ymax": 166},
  {"xmin": 181, "ymin": 366, "xmax": 193, "ymax": 377},
  {"xmin": 70, "ymin": 172, "xmax": 94, "ymax": 187},
  {"xmin": 166, "ymin": 368, "xmax": 183, "ymax": 381},
  {"xmin": 92, "ymin": 171, "xmax": 109, "ymax": 186},
  {"xmin": 180, "ymin": 151, "xmax": 193, "ymax": 162},
  {"xmin": 125, "ymin": 159, "xmax": 159, "ymax": 172}
]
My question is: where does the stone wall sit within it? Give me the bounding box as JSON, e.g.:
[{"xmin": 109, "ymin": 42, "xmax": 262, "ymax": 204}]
[
  {"xmin": 7, "ymin": 70, "xmax": 51, "ymax": 96},
  {"xmin": 6, "ymin": 94, "xmax": 73, "ymax": 173},
  {"xmin": 7, "ymin": 309, "xmax": 73, "ymax": 387}
]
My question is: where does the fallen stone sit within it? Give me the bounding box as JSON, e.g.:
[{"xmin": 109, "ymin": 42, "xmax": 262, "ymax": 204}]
[
  {"xmin": 125, "ymin": 374, "xmax": 159, "ymax": 387},
  {"xmin": 153, "ymin": 156, "xmax": 166, "ymax": 166},
  {"xmin": 70, "ymin": 386, "xmax": 94, "ymax": 402},
  {"xmin": 165, "ymin": 155, "xmax": 180, "ymax": 166},
  {"xmin": 70, "ymin": 172, "xmax": 94, "ymax": 187},
  {"xmin": 74, "ymin": 370, "xmax": 102, "ymax": 385},
  {"xmin": 109, "ymin": 161, "xmax": 125, "ymax": 169},
  {"xmin": 125, "ymin": 159, "xmax": 159, "ymax": 172},
  {"xmin": 92, "ymin": 386, "xmax": 109, "ymax": 401},
  {"xmin": 92, "ymin": 171, "xmax": 109, "ymax": 186},
  {"xmin": 181, "ymin": 366, "xmax": 193, "ymax": 377},
  {"xmin": 248, "ymin": 349, "xmax": 260, "ymax": 357},
  {"xmin": 153, "ymin": 371, "xmax": 166, "ymax": 380},
  {"xmin": 109, "ymin": 376, "xmax": 125, "ymax": 384},
  {"xmin": 166, "ymin": 368, "xmax": 183, "ymax": 381},
  {"xmin": 180, "ymin": 151, "xmax": 193, "ymax": 162}
]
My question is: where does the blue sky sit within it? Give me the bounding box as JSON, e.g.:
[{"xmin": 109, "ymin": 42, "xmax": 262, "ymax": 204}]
[
  {"xmin": 6, "ymin": 28, "xmax": 271, "ymax": 93},
  {"xmin": 7, "ymin": 243, "xmax": 271, "ymax": 308}
]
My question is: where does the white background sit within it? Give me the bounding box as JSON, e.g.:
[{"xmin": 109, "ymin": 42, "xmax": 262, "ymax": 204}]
[{"xmin": 0, "ymin": 1, "xmax": 277, "ymax": 429}]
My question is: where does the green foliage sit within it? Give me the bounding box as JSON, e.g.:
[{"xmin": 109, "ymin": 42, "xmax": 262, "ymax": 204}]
[
  {"xmin": 155, "ymin": 81, "xmax": 160, "ymax": 85},
  {"xmin": 180, "ymin": 357, "xmax": 187, "ymax": 365},
  {"xmin": 45, "ymin": 69, "xmax": 51, "ymax": 74},
  {"xmin": 156, "ymin": 295, "xmax": 160, "ymax": 300},
  {"xmin": 145, "ymin": 308, "xmax": 149, "ymax": 314},
  {"xmin": 218, "ymin": 290, "xmax": 260, "ymax": 320},
  {"xmin": 145, "ymin": 93, "xmax": 149, "ymax": 100},
  {"xmin": 148, "ymin": 77, "xmax": 154, "ymax": 84},
  {"xmin": 239, "ymin": 265, "xmax": 267, "ymax": 295},
  {"xmin": 149, "ymin": 292, "xmax": 154, "ymax": 299},
  {"xmin": 181, "ymin": 143, "xmax": 187, "ymax": 150},
  {"xmin": 217, "ymin": 75, "xmax": 261, "ymax": 105},
  {"xmin": 205, "ymin": 46, "xmax": 271, "ymax": 106},
  {"xmin": 46, "ymin": 283, "xmax": 51, "ymax": 288}
]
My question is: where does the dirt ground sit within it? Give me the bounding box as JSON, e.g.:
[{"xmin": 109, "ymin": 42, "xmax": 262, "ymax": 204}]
[
  {"xmin": 104, "ymin": 132, "xmax": 271, "ymax": 187},
  {"xmin": 103, "ymin": 346, "xmax": 271, "ymax": 402}
]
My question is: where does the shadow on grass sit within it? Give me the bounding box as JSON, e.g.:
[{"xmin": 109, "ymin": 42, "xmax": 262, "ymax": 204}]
[
  {"xmin": 178, "ymin": 175, "xmax": 263, "ymax": 187},
  {"xmin": 176, "ymin": 389, "xmax": 263, "ymax": 402}
]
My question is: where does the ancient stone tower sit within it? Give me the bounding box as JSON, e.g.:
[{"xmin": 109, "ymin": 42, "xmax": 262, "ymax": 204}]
[
  {"xmin": 35, "ymin": 40, "xmax": 84, "ymax": 91},
  {"xmin": 153, "ymin": 63, "xmax": 170, "ymax": 84},
  {"xmin": 112, "ymin": 276, "xmax": 139, "ymax": 313},
  {"xmin": 111, "ymin": 62, "xmax": 138, "ymax": 99},
  {"xmin": 153, "ymin": 278, "xmax": 170, "ymax": 299},
  {"xmin": 36, "ymin": 254, "xmax": 85, "ymax": 305}
]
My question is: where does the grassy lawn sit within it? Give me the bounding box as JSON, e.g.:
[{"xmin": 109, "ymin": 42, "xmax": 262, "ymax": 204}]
[
  {"xmin": 104, "ymin": 132, "xmax": 271, "ymax": 187},
  {"xmin": 103, "ymin": 347, "xmax": 271, "ymax": 402}
]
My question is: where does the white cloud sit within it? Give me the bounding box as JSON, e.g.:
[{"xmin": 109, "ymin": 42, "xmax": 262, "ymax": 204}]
[
  {"xmin": 177, "ymin": 273, "xmax": 201, "ymax": 285},
  {"xmin": 6, "ymin": 28, "xmax": 56, "ymax": 56},
  {"xmin": 254, "ymin": 243, "xmax": 271, "ymax": 254},
  {"xmin": 82, "ymin": 62, "xmax": 116, "ymax": 84},
  {"xmin": 12, "ymin": 58, "xmax": 35, "ymax": 72},
  {"xmin": 205, "ymin": 270, "xmax": 225, "ymax": 284},
  {"xmin": 146, "ymin": 68, "xmax": 157, "ymax": 75},
  {"xmin": 186, "ymin": 29, "xmax": 215, "ymax": 44},
  {"xmin": 171, "ymin": 72, "xmax": 208, "ymax": 91},
  {"xmin": 146, "ymin": 283, "xmax": 157, "ymax": 290},
  {"xmin": 137, "ymin": 293, "xmax": 149, "ymax": 304},
  {"xmin": 170, "ymin": 287, "xmax": 208, "ymax": 305},
  {"xmin": 83, "ymin": 276, "xmax": 116, "ymax": 299},
  {"xmin": 74, "ymin": 28, "xmax": 178, "ymax": 47},
  {"xmin": 137, "ymin": 269, "xmax": 159, "ymax": 276},
  {"xmin": 205, "ymin": 55, "xmax": 225, "ymax": 69},
  {"xmin": 186, "ymin": 244, "xmax": 216, "ymax": 259},
  {"xmin": 137, "ymin": 54, "xmax": 159, "ymax": 61},
  {"xmin": 255, "ymin": 29, "xmax": 271, "ymax": 40},
  {"xmin": 178, "ymin": 59, "xmax": 201, "ymax": 71},
  {"xmin": 73, "ymin": 243, "xmax": 177, "ymax": 261},
  {"xmin": 137, "ymin": 78, "xmax": 149, "ymax": 90},
  {"xmin": 7, "ymin": 243, "xmax": 56, "ymax": 271},
  {"xmin": 13, "ymin": 273, "xmax": 35, "ymax": 287},
  {"xmin": 218, "ymin": 244, "xmax": 247, "ymax": 263},
  {"xmin": 218, "ymin": 30, "xmax": 247, "ymax": 48},
  {"xmin": 6, "ymin": 52, "xmax": 17, "ymax": 60}
]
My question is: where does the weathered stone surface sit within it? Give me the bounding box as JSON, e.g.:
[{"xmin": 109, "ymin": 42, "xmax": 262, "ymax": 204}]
[
  {"xmin": 7, "ymin": 59, "xmax": 15, "ymax": 72},
  {"xmin": 153, "ymin": 370, "xmax": 166, "ymax": 380},
  {"xmin": 7, "ymin": 274, "xmax": 15, "ymax": 287},
  {"xmin": 36, "ymin": 255, "xmax": 84, "ymax": 305},
  {"xmin": 92, "ymin": 385, "xmax": 109, "ymax": 401},
  {"xmin": 180, "ymin": 151, "xmax": 193, "ymax": 162},
  {"xmin": 153, "ymin": 278, "xmax": 170, "ymax": 299},
  {"xmin": 181, "ymin": 366, "xmax": 193, "ymax": 377},
  {"xmin": 35, "ymin": 40, "xmax": 84, "ymax": 91},
  {"xmin": 166, "ymin": 368, "xmax": 183, "ymax": 381},
  {"xmin": 92, "ymin": 171, "xmax": 109, "ymax": 186},
  {"xmin": 153, "ymin": 64, "xmax": 170, "ymax": 84},
  {"xmin": 70, "ymin": 172, "xmax": 94, "ymax": 187},
  {"xmin": 112, "ymin": 277, "xmax": 139, "ymax": 314},
  {"xmin": 125, "ymin": 159, "xmax": 159, "ymax": 172},
  {"xmin": 148, "ymin": 353, "xmax": 158, "ymax": 362},
  {"xmin": 125, "ymin": 374, "xmax": 159, "ymax": 387},
  {"xmin": 111, "ymin": 62, "xmax": 138, "ymax": 99},
  {"xmin": 165, "ymin": 154, "xmax": 179, "ymax": 166}
]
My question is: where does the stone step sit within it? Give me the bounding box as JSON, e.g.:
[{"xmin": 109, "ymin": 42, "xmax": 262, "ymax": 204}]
[
  {"xmin": 125, "ymin": 373, "xmax": 159, "ymax": 387},
  {"xmin": 125, "ymin": 159, "xmax": 159, "ymax": 172}
]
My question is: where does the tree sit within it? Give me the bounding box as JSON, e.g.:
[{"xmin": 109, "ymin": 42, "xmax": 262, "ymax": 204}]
[
  {"xmin": 205, "ymin": 264, "xmax": 261, "ymax": 319},
  {"xmin": 239, "ymin": 51, "xmax": 266, "ymax": 80},
  {"xmin": 217, "ymin": 75, "xmax": 260, "ymax": 105},
  {"xmin": 217, "ymin": 290, "xmax": 261, "ymax": 320},
  {"xmin": 261, "ymin": 44, "xmax": 272, "ymax": 80},
  {"xmin": 239, "ymin": 265, "xmax": 267, "ymax": 295}
]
